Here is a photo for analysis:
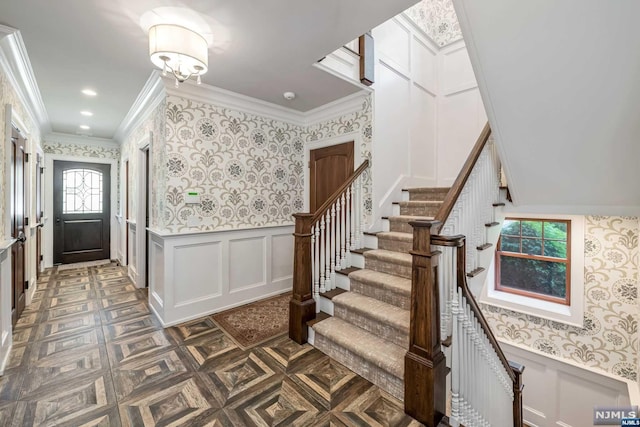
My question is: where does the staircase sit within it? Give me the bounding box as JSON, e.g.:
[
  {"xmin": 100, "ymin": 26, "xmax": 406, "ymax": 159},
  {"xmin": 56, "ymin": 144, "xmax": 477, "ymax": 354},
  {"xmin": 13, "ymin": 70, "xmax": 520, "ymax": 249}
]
[{"xmin": 311, "ymin": 187, "xmax": 449, "ymax": 400}]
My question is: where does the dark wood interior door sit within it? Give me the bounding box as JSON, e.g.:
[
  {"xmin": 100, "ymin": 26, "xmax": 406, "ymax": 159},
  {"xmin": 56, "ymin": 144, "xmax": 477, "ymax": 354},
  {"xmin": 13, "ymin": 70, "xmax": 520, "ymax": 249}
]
[
  {"xmin": 11, "ymin": 126, "xmax": 26, "ymax": 326},
  {"xmin": 309, "ymin": 141, "xmax": 354, "ymax": 212},
  {"xmin": 53, "ymin": 161, "xmax": 111, "ymax": 264},
  {"xmin": 35, "ymin": 153, "xmax": 43, "ymax": 278}
]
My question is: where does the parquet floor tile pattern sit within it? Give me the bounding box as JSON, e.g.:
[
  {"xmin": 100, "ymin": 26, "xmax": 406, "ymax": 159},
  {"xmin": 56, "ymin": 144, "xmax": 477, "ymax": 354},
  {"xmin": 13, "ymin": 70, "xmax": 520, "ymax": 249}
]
[{"xmin": 0, "ymin": 263, "xmax": 423, "ymax": 426}]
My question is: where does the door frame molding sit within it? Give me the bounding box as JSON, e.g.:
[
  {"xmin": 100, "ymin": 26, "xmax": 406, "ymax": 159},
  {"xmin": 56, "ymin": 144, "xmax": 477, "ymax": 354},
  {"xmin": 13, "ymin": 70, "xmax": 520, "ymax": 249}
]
[
  {"xmin": 303, "ymin": 131, "xmax": 362, "ymax": 212},
  {"xmin": 135, "ymin": 132, "xmax": 152, "ymax": 289},
  {"xmin": 44, "ymin": 154, "xmax": 117, "ymax": 268}
]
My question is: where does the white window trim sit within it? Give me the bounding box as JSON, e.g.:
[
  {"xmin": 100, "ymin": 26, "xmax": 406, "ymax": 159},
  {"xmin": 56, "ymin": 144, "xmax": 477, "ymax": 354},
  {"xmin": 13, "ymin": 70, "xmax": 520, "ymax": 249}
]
[{"xmin": 480, "ymin": 213, "xmax": 584, "ymax": 327}]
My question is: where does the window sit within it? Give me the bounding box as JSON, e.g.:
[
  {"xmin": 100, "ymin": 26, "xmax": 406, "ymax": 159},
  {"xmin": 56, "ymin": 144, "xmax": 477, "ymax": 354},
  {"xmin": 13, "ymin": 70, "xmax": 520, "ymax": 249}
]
[
  {"xmin": 481, "ymin": 214, "xmax": 584, "ymax": 327},
  {"xmin": 62, "ymin": 169, "xmax": 103, "ymax": 214},
  {"xmin": 496, "ymin": 218, "xmax": 570, "ymax": 305}
]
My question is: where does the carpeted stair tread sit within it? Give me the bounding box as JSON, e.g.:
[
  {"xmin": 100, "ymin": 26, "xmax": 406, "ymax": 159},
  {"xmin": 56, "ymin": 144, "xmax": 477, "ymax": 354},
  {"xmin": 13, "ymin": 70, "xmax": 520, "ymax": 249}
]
[
  {"xmin": 365, "ymin": 249, "xmax": 412, "ymax": 266},
  {"xmin": 349, "ymin": 269, "xmax": 411, "ymax": 299},
  {"xmin": 403, "ymin": 187, "xmax": 450, "ymax": 193},
  {"xmin": 312, "ymin": 317, "xmax": 406, "ymax": 379},
  {"xmin": 388, "ymin": 214, "xmax": 434, "ymax": 220},
  {"xmin": 333, "ymin": 292, "xmax": 409, "ymax": 335},
  {"xmin": 376, "ymin": 231, "xmax": 413, "ymax": 242},
  {"xmin": 394, "ymin": 200, "xmax": 443, "ymax": 207}
]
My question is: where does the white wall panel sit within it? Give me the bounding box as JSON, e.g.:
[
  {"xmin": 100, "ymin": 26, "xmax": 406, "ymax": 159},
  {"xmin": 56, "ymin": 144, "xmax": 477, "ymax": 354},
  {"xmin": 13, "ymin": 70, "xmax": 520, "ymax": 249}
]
[
  {"xmin": 502, "ymin": 342, "xmax": 631, "ymax": 427},
  {"xmin": 375, "ymin": 18, "xmax": 411, "ymax": 74},
  {"xmin": 150, "ymin": 237, "xmax": 164, "ymax": 307},
  {"xmin": 148, "ymin": 225, "xmax": 293, "ymax": 326},
  {"xmin": 174, "ymin": 241, "xmax": 222, "ymax": 305},
  {"xmin": 410, "ymin": 86, "xmax": 437, "ymax": 184},
  {"xmin": 229, "ymin": 237, "xmax": 265, "ymax": 292},
  {"xmin": 442, "ymin": 46, "xmax": 477, "ymax": 95},
  {"xmin": 271, "ymin": 234, "xmax": 294, "ymax": 282},
  {"xmin": 412, "ymin": 37, "xmax": 437, "ymax": 94},
  {"xmin": 373, "ymin": 61, "xmax": 410, "ymax": 215},
  {"xmin": 0, "ymin": 245, "xmax": 12, "ymax": 374},
  {"xmin": 438, "ymin": 89, "xmax": 483, "ymax": 185}
]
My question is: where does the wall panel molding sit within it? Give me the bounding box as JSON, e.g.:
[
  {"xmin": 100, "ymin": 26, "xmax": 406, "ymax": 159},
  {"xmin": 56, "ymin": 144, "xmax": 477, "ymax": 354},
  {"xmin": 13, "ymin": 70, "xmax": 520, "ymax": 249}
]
[{"xmin": 148, "ymin": 225, "xmax": 293, "ymax": 326}]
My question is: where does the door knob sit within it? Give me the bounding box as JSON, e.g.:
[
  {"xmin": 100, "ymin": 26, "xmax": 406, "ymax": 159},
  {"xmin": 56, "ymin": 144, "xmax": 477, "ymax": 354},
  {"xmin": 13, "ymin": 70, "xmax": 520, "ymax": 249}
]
[{"xmin": 17, "ymin": 231, "xmax": 26, "ymax": 243}]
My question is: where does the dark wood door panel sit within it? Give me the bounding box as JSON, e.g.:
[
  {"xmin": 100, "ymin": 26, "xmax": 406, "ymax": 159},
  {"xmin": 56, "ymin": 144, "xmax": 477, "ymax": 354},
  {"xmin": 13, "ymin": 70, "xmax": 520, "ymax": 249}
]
[
  {"xmin": 53, "ymin": 161, "xmax": 111, "ymax": 264},
  {"xmin": 309, "ymin": 142, "xmax": 354, "ymax": 212},
  {"xmin": 11, "ymin": 126, "xmax": 26, "ymax": 326}
]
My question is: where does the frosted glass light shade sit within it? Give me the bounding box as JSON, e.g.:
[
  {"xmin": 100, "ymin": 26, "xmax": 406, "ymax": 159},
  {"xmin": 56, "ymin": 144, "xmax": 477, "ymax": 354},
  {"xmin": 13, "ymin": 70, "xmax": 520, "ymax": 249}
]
[{"xmin": 149, "ymin": 24, "xmax": 208, "ymax": 82}]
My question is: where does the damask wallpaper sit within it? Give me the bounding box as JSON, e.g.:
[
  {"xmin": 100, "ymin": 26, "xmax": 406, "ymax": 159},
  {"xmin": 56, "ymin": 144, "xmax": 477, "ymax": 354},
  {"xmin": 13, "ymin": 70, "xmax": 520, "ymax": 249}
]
[
  {"xmin": 482, "ymin": 216, "xmax": 639, "ymax": 381},
  {"xmin": 43, "ymin": 141, "xmax": 120, "ymax": 160},
  {"xmin": 164, "ymin": 95, "xmax": 304, "ymax": 232},
  {"xmin": 405, "ymin": 0, "xmax": 463, "ymax": 47},
  {"xmin": 120, "ymin": 101, "xmax": 167, "ymax": 229},
  {"xmin": 0, "ymin": 67, "xmax": 42, "ymax": 240},
  {"xmin": 163, "ymin": 94, "xmax": 372, "ymax": 233}
]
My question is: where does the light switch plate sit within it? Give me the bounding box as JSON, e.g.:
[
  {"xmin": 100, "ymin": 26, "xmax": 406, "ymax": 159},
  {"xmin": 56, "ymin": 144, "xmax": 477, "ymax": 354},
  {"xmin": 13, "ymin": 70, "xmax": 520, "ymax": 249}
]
[{"xmin": 185, "ymin": 192, "xmax": 201, "ymax": 204}]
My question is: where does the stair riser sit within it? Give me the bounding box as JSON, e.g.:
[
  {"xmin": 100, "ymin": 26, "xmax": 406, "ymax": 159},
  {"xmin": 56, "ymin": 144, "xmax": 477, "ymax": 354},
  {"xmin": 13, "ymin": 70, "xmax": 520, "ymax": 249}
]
[
  {"xmin": 389, "ymin": 218, "xmax": 415, "ymax": 234},
  {"xmin": 349, "ymin": 279, "xmax": 410, "ymax": 310},
  {"xmin": 399, "ymin": 204, "xmax": 440, "ymax": 216},
  {"xmin": 334, "ymin": 305, "xmax": 409, "ymax": 348},
  {"xmin": 407, "ymin": 190, "xmax": 449, "ymax": 201},
  {"xmin": 365, "ymin": 257, "xmax": 412, "ymax": 279},
  {"xmin": 314, "ymin": 334, "xmax": 404, "ymax": 400},
  {"xmin": 377, "ymin": 237, "xmax": 412, "ymax": 254}
]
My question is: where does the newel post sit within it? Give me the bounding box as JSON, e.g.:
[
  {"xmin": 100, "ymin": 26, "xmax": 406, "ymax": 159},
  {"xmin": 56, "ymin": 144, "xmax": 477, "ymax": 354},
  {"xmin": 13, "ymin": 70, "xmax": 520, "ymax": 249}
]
[
  {"xmin": 404, "ymin": 220, "xmax": 447, "ymax": 427},
  {"xmin": 510, "ymin": 361, "xmax": 525, "ymax": 427},
  {"xmin": 289, "ymin": 213, "xmax": 316, "ymax": 344}
]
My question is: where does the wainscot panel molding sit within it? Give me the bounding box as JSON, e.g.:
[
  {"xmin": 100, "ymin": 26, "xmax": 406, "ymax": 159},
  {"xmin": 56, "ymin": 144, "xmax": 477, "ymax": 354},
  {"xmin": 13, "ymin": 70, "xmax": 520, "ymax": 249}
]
[
  {"xmin": 127, "ymin": 221, "xmax": 138, "ymax": 285},
  {"xmin": 0, "ymin": 239, "xmax": 15, "ymax": 374},
  {"xmin": 501, "ymin": 341, "xmax": 633, "ymax": 427},
  {"xmin": 148, "ymin": 225, "xmax": 293, "ymax": 326}
]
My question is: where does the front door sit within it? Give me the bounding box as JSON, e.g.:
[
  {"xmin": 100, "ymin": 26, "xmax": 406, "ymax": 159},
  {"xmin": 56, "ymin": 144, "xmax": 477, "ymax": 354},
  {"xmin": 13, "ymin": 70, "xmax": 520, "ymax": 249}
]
[
  {"xmin": 53, "ymin": 161, "xmax": 111, "ymax": 264},
  {"xmin": 309, "ymin": 141, "xmax": 354, "ymax": 212},
  {"xmin": 11, "ymin": 126, "xmax": 26, "ymax": 326}
]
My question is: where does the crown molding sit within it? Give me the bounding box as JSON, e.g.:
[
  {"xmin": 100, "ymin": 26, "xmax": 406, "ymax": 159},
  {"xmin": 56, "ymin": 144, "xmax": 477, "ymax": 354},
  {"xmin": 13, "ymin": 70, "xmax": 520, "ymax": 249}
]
[
  {"xmin": 165, "ymin": 77, "xmax": 307, "ymax": 127},
  {"xmin": 45, "ymin": 132, "xmax": 120, "ymax": 149},
  {"xmin": 166, "ymin": 78, "xmax": 369, "ymax": 127},
  {"xmin": 0, "ymin": 27, "xmax": 51, "ymax": 135},
  {"xmin": 113, "ymin": 70, "xmax": 166, "ymax": 143},
  {"xmin": 304, "ymin": 90, "xmax": 369, "ymax": 124}
]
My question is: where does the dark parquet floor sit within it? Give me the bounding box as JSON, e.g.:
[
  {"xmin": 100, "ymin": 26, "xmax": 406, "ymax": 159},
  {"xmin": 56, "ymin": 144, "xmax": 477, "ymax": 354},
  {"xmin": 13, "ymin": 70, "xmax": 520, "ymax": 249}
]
[{"xmin": 0, "ymin": 262, "xmax": 423, "ymax": 426}]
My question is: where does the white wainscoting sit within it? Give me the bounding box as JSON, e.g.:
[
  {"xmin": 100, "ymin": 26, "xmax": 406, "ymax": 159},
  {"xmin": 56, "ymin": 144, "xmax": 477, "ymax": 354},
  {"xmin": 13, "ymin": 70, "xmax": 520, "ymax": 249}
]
[
  {"xmin": 0, "ymin": 240, "xmax": 15, "ymax": 374},
  {"xmin": 148, "ymin": 225, "xmax": 294, "ymax": 326},
  {"xmin": 127, "ymin": 221, "xmax": 138, "ymax": 285},
  {"xmin": 501, "ymin": 341, "xmax": 632, "ymax": 427}
]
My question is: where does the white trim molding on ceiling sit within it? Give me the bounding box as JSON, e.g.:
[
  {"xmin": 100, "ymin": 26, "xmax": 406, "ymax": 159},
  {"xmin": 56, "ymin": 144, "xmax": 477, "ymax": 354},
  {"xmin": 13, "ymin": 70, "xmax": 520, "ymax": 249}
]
[
  {"xmin": 0, "ymin": 25, "xmax": 51, "ymax": 135},
  {"xmin": 113, "ymin": 70, "xmax": 166, "ymax": 143}
]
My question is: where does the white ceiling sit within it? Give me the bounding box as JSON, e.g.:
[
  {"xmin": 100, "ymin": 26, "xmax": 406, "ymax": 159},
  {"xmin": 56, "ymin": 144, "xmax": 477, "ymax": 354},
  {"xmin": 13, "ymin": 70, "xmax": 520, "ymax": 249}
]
[
  {"xmin": 0, "ymin": 0, "xmax": 417, "ymax": 139},
  {"xmin": 455, "ymin": 0, "xmax": 640, "ymax": 213}
]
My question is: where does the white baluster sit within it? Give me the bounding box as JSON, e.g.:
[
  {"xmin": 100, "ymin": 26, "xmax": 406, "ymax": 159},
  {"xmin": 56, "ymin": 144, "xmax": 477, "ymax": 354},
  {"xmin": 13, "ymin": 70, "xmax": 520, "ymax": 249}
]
[
  {"xmin": 311, "ymin": 225, "xmax": 317, "ymax": 301},
  {"xmin": 358, "ymin": 175, "xmax": 365, "ymax": 246},
  {"xmin": 349, "ymin": 183, "xmax": 356, "ymax": 250},
  {"xmin": 330, "ymin": 202, "xmax": 336, "ymax": 290},
  {"xmin": 340, "ymin": 193, "xmax": 347, "ymax": 268},
  {"xmin": 325, "ymin": 211, "xmax": 331, "ymax": 291},
  {"xmin": 319, "ymin": 216, "xmax": 326, "ymax": 293}
]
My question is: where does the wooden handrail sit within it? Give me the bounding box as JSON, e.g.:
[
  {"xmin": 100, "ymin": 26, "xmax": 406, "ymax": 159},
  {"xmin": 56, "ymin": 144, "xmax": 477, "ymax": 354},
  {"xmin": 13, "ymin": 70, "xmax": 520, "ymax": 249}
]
[
  {"xmin": 432, "ymin": 234, "xmax": 517, "ymax": 384},
  {"xmin": 434, "ymin": 122, "xmax": 492, "ymax": 230},
  {"xmin": 312, "ymin": 159, "xmax": 369, "ymax": 222}
]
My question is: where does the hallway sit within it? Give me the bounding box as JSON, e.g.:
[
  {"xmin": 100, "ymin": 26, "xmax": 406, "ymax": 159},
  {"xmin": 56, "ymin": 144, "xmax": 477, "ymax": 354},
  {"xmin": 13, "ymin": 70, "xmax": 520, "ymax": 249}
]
[{"xmin": 0, "ymin": 262, "xmax": 421, "ymax": 426}]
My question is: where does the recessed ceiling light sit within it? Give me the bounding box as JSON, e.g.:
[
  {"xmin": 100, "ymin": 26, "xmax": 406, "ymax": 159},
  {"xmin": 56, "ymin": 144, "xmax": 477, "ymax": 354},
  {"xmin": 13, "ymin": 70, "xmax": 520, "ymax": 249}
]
[
  {"xmin": 79, "ymin": 125, "xmax": 90, "ymax": 130},
  {"xmin": 80, "ymin": 111, "xmax": 93, "ymax": 116},
  {"xmin": 81, "ymin": 89, "xmax": 97, "ymax": 96}
]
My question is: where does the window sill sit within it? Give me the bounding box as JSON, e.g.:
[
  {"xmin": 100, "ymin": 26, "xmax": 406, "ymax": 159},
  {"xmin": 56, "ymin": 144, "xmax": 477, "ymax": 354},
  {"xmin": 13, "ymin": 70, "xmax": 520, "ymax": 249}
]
[{"xmin": 481, "ymin": 286, "xmax": 583, "ymax": 328}]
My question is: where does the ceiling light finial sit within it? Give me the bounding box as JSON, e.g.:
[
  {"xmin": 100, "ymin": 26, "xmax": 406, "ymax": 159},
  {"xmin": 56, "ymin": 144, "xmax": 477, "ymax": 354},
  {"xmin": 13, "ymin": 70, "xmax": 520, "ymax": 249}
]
[{"xmin": 149, "ymin": 24, "xmax": 208, "ymax": 87}]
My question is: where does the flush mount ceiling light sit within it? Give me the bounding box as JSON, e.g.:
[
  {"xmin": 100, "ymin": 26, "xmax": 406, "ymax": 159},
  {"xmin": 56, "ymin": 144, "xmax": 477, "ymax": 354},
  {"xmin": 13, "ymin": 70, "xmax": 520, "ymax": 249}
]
[
  {"xmin": 82, "ymin": 89, "xmax": 97, "ymax": 96},
  {"xmin": 149, "ymin": 24, "xmax": 208, "ymax": 87}
]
